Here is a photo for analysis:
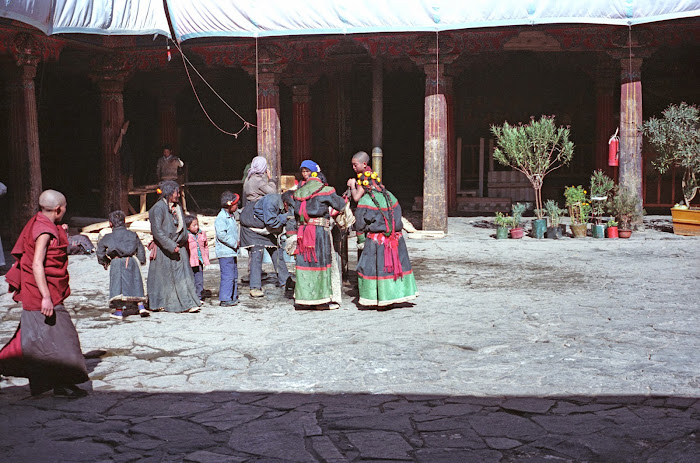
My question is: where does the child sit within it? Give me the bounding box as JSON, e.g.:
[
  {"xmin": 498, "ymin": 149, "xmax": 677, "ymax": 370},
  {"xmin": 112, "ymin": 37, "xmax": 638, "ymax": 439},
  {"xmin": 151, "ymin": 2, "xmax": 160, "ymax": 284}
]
[
  {"xmin": 96, "ymin": 210, "xmax": 149, "ymax": 320},
  {"xmin": 185, "ymin": 214, "xmax": 210, "ymax": 302},
  {"xmin": 215, "ymin": 191, "xmax": 240, "ymax": 307}
]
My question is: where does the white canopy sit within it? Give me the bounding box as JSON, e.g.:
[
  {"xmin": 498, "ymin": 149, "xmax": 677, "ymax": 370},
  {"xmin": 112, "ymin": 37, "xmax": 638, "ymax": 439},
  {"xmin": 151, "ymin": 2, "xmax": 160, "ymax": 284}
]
[{"xmin": 2, "ymin": 0, "xmax": 699, "ymax": 41}]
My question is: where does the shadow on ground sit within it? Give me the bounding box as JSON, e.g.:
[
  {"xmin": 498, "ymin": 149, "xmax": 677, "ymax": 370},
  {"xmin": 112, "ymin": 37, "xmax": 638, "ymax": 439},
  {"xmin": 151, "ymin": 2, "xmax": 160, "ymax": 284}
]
[{"xmin": 0, "ymin": 385, "xmax": 697, "ymax": 462}]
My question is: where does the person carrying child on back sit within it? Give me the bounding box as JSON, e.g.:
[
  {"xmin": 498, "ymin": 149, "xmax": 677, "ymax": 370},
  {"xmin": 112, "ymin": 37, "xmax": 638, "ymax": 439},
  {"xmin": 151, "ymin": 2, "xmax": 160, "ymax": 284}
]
[
  {"xmin": 96, "ymin": 210, "xmax": 149, "ymax": 320},
  {"xmin": 185, "ymin": 214, "xmax": 210, "ymax": 302},
  {"xmin": 215, "ymin": 191, "xmax": 241, "ymax": 306}
]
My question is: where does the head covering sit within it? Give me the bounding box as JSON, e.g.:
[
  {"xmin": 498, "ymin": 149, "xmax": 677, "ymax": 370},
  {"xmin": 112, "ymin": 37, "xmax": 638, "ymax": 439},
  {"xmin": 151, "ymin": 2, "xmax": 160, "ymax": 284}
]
[
  {"xmin": 300, "ymin": 160, "xmax": 321, "ymax": 173},
  {"xmin": 247, "ymin": 156, "xmax": 268, "ymax": 180}
]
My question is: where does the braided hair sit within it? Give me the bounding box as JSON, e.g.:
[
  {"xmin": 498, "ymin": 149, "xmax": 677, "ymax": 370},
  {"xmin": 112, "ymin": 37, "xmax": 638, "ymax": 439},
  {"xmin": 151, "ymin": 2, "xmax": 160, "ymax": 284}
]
[{"xmin": 363, "ymin": 175, "xmax": 395, "ymax": 235}]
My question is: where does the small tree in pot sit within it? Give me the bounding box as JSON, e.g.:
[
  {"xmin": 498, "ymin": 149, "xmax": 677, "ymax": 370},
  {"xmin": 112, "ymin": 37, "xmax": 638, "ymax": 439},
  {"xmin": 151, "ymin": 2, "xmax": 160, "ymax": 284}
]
[
  {"xmin": 642, "ymin": 102, "xmax": 700, "ymax": 235},
  {"xmin": 590, "ymin": 170, "xmax": 615, "ymax": 238},
  {"xmin": 509, "ymin": 202, "xmax": 527, "ymax": 239},
  {"xmin": 491, "ymin": 115, "xmax": 575, "ymax": 221},
  {"xmin": 642, "ymin": 102, "xmax": 700, "ymax": 208},
  {"xmin": 544, "ymin": 199, "xmax": 565, "ymax": 239},
  {"xmin": 608, "ymin": 186, "xmax": 644, "ymax": 238}
]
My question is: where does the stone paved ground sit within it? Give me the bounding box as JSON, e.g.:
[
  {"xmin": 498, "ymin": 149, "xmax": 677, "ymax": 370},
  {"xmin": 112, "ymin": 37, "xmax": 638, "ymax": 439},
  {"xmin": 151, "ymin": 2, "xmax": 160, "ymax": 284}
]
[{"xmin": 1, "ymin": 217, "xmax": 699, "ymax": 462}]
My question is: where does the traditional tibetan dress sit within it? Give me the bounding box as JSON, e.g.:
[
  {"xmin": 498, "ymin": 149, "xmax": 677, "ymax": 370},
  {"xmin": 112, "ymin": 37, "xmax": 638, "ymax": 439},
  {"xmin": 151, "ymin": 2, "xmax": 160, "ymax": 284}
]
[
  {"xmin": 354, "ymin": 186, "xmax": 418, "ymax": 306},
  {"xmin": 96, "ymin": 225, "xmax": 148, "ymax": 308},
  {"xmin": 290, "ymin": 178, "xmax": 347, "ymax": 306},
  {"xmin": 147, "ymin": 198, "xmax": 200, "ymax": 312}
]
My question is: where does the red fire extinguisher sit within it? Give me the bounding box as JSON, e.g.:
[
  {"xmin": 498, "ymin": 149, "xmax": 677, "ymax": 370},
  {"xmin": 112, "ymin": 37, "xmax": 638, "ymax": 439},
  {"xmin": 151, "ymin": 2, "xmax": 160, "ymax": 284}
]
[{"xmin": 608, "ymin": 128, "xmax": 619, "ymax": 167}]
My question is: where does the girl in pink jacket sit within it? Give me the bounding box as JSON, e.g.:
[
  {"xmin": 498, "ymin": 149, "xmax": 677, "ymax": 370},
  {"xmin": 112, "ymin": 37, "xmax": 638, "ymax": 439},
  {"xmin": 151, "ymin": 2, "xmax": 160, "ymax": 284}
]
[{"xmin": 185, "ymin": 215, "xmax": 210, "ymax": 301}]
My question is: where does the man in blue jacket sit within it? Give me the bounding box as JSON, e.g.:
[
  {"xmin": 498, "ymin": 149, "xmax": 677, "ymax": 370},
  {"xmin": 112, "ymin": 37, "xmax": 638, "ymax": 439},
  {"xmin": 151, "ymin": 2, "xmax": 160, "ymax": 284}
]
[{"xmin": 239, "ymin": 192, "xmax": 294, "ymax": 298}]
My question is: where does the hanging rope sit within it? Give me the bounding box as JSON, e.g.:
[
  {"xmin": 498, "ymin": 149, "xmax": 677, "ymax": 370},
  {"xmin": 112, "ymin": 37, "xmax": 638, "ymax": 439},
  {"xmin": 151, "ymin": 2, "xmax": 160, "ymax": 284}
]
[{"xmin": 169, "ymin": 38, "xmax": 255, "ymax": 138}]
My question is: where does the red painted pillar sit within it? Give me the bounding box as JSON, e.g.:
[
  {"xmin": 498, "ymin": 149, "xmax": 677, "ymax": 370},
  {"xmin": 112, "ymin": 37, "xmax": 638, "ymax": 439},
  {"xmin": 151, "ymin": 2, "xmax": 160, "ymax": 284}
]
[
  {"xmin": 158, "ymin": 93, "xmax": 178, "ymax": 152},
  {"xmin": 619, "ymin": 57, "xmax": 644, "ymax": 221},
  {"xmin": 594, "ymin": 64, "xmax": 617, "ymax": 179},
  {"xmin": 444, "ymin": 75, "xmax": 457, "ymax": 214},
  {"xmin": 6, "ymin": 33, "xmax": 43, "ymax": 237},
  {"xmin": 91, "ymin": 57, "xmax": 129, "ymax": 215},
  {"xmin": 423, "ymin": 63, "xmax": 448, "ymax": 233},
  {"xmin": 257, "ymin": 71, "xmax": 282, "ymax": 185},
  {"xmin": 292, "ymin": 83, "xmax": 311, "ymax": 170}
]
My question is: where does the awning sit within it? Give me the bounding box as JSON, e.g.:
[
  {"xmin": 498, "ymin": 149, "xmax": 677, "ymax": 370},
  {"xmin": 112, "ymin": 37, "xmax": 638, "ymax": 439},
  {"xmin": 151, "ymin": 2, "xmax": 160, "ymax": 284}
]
[{"xmin": 2, "ymin": 0, "xmax": 699, "ymax": 42}]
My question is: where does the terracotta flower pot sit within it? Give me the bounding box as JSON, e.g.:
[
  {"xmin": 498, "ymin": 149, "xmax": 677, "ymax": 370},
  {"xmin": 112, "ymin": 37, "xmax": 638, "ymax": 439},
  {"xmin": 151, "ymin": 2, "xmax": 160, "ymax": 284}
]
[
  {"xmin": 570, "ymin": 223, "xmax": 587, "ymax": 238},
  {"xmin": 618, "ymin": 229, "xmax": 632, "ymax": 239},
  {"xmin": 509, "ymin": 227, "xmax": 524, "ymax": 239},
  {"xmin": 606, "ymin": 226, "xmax": 619, "ymax": 238}
]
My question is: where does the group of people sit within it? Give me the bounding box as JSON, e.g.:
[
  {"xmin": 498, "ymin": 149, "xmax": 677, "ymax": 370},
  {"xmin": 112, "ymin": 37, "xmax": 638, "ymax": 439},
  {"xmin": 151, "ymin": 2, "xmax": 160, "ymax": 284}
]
[{"xmin": 0, "ymin": 151, "xmax": 418, "ymax": 398}]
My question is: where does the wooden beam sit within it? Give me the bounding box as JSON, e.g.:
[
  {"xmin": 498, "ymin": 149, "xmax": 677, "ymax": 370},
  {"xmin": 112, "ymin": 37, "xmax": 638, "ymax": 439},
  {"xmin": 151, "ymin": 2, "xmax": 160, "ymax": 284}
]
[{"xmin": 81, "ymin": 211, "xmax": 149, "ymax": 233}]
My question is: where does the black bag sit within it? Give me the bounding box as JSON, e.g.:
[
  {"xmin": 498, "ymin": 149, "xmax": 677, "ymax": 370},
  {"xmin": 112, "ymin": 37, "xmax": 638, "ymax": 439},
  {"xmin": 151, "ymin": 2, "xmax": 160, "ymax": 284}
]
[{"xmin": 67, "ymin": 234, "xmax": 95, "ymax": 255}]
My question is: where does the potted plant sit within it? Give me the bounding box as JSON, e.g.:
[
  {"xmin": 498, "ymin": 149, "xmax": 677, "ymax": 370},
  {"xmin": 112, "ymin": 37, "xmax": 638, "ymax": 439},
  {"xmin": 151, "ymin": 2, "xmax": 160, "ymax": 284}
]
[
  {"xmin": 590, "ymin": 170, "xmax": 615, "ymax": 239},
  {"xmin": 491, "ymin": 115, "xmax": 574, "ymax": 228},
  {"xmin": 494, "ymin": 212, "xmax": 510, "ymax": 239},
  {"xmin": 509, "ymin": 202, "xmax": 527, "ymax": 239},
  {"xmin": 608, "ymin": 186, "xmax": 643, "ymax": 238},
  {"xmin": 642, "ymin": 102, "xmax": 700, "ymax": 236},
  {"xmin": 532, "ymin": 207, "xmax": 547, "ymax": 239},
  {"xmin": 564, "ymin": 185, "xmax": 590, "ymax": 238},
  {"xmin": 606, "ymin": 219, "xmax": 619, "ymax": 239},
  {"xmin": 544, "ymin": 199, "xmax": 565, "ymax": 239}
]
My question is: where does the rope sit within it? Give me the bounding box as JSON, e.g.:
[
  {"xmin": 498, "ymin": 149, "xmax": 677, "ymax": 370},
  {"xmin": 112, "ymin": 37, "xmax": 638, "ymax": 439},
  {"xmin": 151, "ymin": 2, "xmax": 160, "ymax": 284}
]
[{"xmin": 169, "ymin": 38, "xmax": 255, "ymax": 138}]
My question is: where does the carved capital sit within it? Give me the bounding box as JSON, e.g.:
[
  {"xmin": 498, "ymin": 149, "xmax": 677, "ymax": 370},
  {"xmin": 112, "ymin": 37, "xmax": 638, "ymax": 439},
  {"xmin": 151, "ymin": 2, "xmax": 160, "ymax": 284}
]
[
  {"xmin": 243, "ymin": 62, "xmax": 287, "ymax": 78},
  {"xmin": 89, "ymin": 54, "xmax": 131, "ymax": 90},
  {"xmin": 620, "ymin": 57, "xmax": 644, "ymax": 84},
  {"xmin": 12, "ymin": 33, "xmax": 42, "ymax": 68},
  {"xmin": 292, "ymin": 84, "xmax": 311, "ymax": 104},
  {"xmin": 409, "ymin": 52, "xmax": 458, "ymax": 68}
]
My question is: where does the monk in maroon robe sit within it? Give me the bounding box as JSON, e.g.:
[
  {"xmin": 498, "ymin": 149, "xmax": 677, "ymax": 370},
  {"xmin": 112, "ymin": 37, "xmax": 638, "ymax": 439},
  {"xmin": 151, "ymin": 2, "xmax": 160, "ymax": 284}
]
[{"xmin": 0, "ymin": 190, "xmax": 88, "ymax": 398}]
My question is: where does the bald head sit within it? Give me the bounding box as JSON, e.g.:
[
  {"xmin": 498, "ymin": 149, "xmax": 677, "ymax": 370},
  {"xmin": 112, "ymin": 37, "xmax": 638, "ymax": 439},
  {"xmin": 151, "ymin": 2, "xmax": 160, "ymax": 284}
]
[
  {"xmin": 39, "ymin": 189, "xmax": 66, "ymax": 210},
  {"xmin": 352, "ymin": 151, "xmax": 370, "ymax": 164}
]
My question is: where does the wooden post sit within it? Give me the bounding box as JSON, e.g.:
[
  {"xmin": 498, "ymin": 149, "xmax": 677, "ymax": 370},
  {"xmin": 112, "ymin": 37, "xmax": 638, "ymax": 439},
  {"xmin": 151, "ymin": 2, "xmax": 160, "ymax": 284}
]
[
  {"xmin": 619, "ymin": 57, "xmax": 644, "ymax": 224},
  {"xmin": 594, "ymin": 58, "xmax": 617, "ymax": 179},
  {"xmin": 444, "ymin": 75, "xmax": 457, "ymax": 214},
  {"xmin": 372, "ymin": 57, "xmax": 383, "ymax": 152},
  {"xmin": 6, "ymin": 33, "xmax": 43, "ymax": 237},
  {"xmin": 456, "ymin": 137, "xmax": 462, "ymax": 196},
  {"xmin": 157, "ymin": 89, "xmax": 178, "ymax": 152},
  {"xmin": 256, "ymin": 71, "xmax": 283, "ymax": 186},
  {"xmin": 479, "ymin": 138, "xmax": 485, "ymax": 198},
  {"xmin": 422, "ymin": 63, "xmax": 448, "ymax": 233},
  {"xmin": 91, "ymin": 55, "xmax": 129, "ymax": 215},
  {"xmin": 292, "ymin": 83, "xmax": 311, "ymax": 169}
]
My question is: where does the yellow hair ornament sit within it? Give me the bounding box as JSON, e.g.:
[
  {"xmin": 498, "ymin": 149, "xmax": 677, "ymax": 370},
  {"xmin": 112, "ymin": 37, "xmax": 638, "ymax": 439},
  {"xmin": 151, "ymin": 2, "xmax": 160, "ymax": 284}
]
[
  {"xmin": 311, "ymin": 172, "xmax": 318, "ymax": 177},
  {"xmin": 362, "ymin": 180, "xmax": 369, "ymax": 186},
  {"xmin": 156, "ymin": 188, "xmax": 162, "ymax": 195},
  {"xmin": 370, "ymin": 172, "xmax": 377, "ymax": 179},
  {"xmin": 364, "ymin": 171, "xmax": 371, "ymax": 177}
]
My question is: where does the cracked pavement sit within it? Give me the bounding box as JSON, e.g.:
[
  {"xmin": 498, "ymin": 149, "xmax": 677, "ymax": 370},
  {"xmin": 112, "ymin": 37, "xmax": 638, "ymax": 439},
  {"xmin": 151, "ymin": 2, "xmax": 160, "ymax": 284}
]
[{"xmin": 1, "ymin": 216, "xmax": 698, "ymax": 462}]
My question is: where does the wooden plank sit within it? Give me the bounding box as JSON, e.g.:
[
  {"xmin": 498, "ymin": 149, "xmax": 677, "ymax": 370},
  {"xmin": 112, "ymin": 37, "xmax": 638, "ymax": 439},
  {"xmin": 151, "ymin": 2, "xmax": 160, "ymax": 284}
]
[
  {"xmin": 81, "ymin": 211, "xmax": 149, "ymax": 233},
  {"xmin": 407, "ymin": 230, "xmax": 445, "ymax": 240},
  {"xmin": 184, "ymin": 180, "xmax": 244, "ymax": 186}
]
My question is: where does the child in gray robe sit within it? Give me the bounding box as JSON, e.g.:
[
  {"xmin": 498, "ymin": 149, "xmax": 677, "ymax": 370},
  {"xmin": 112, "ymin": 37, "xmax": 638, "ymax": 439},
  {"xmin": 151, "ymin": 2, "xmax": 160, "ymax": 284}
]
[{"xmin": 96, "ymin": 210, "xmax": 149, "ymax": 320}]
